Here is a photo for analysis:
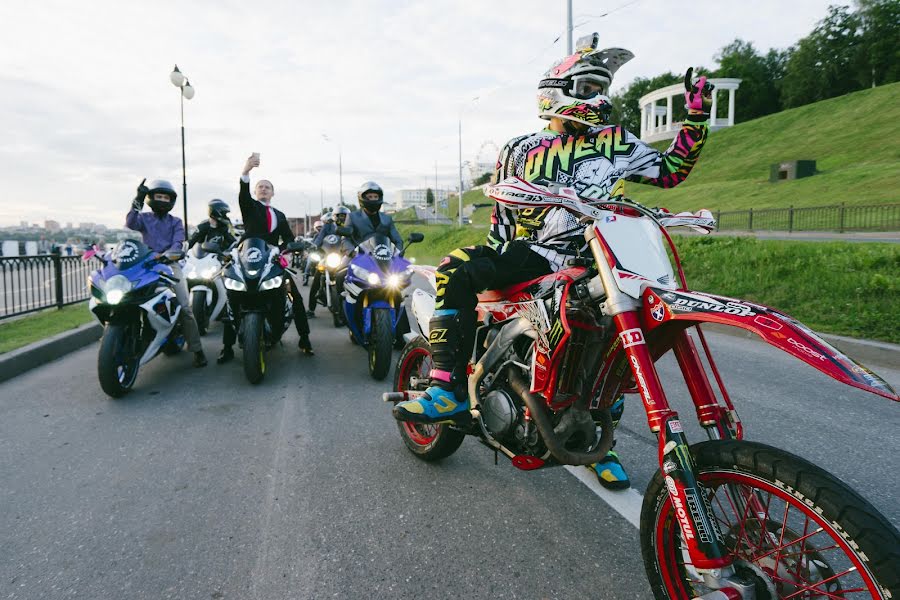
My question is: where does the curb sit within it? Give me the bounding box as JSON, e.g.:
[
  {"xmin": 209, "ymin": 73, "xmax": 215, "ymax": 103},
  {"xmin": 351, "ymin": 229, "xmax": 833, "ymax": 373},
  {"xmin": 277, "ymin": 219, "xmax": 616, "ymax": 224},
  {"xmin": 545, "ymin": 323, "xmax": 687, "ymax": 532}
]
[
  {"xmin": 700, "ymin": 323, "xmax": 900, "ymax": 370},
  {"xmin": 0, "ymin": 321, "xmax": 102, "ymax": 384}
]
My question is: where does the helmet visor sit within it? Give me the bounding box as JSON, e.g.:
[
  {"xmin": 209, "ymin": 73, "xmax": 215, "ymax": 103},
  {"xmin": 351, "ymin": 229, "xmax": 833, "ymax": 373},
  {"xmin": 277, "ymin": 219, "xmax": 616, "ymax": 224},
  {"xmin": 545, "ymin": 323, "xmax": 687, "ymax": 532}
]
[
  {"xmin": 570, "ymin": 75, "xmax": 610, "ymax": 100},
  {"xmin": 335, "ymin": 213, "xmax": 348, "ymax": 226}
]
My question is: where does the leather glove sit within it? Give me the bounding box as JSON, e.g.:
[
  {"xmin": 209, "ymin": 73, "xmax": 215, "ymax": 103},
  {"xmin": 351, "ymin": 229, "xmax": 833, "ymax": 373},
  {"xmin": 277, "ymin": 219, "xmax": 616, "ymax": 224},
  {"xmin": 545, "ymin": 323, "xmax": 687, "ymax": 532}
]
[
  {"xmin": 684, "ymin": 67, "xmax": 714, "ymax": 117},
  {"xmin": 132, "ymin": 178, "xmax": 149, "ymax": 211}
]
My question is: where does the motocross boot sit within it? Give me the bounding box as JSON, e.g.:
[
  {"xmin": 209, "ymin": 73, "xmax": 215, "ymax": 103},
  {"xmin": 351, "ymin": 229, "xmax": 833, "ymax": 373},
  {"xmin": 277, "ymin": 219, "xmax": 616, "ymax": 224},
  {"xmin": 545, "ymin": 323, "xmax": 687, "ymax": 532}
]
[
  {"xmin": 590, "ymin": 396, "xmax": 630, "ymax": 490},
  {"xmin": 393, "ymin": 309, "xmax": 470, "ymax": 424}
]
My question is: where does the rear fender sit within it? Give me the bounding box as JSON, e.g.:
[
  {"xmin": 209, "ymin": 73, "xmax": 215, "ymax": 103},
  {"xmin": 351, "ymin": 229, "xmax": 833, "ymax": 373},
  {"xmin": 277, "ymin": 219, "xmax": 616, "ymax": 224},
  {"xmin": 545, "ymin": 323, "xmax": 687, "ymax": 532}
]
[{"xmin": 642, "ymin": 287, "xmax": 898, "ymax": 402}]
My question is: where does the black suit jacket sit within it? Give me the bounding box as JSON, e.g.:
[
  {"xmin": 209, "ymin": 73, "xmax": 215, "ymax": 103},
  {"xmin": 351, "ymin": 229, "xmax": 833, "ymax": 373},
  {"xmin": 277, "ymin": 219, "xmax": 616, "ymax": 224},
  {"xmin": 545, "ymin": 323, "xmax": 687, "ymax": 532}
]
[{"xmin": 238, "ymin": 179, "xmax": 294, "ymax": 248}]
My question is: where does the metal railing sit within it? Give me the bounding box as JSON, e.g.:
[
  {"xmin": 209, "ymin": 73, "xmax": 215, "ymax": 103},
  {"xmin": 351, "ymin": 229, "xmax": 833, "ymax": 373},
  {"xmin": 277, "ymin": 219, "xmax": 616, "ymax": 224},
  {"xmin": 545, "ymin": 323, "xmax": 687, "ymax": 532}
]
[
  {"xmin": 715, "ymin": 203, "xmax": 900, "ymax": 233},
  {"xmin": 0, "ymin": 254, "xmax": 99, "ymax": 320}
]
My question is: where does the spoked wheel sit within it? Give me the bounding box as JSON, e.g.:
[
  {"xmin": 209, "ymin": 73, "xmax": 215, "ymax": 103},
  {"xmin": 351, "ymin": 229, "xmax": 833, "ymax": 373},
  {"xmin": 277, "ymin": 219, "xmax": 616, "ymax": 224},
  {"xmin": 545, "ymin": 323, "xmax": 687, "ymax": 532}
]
[
  {"xmin": 641, "ymin": 440, "xmax": 900, "ymax": 599},
  {"xmin": 393, "ymin": 337, "xmax": 464, "ymax": 461}
]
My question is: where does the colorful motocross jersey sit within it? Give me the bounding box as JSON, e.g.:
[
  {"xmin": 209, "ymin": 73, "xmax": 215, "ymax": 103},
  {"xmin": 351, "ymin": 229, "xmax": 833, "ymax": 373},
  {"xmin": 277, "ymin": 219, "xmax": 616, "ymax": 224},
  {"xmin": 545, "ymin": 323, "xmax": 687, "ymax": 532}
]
[{"xmin": 489, "ymin": 117, "xmax": 708, "ymax": 268}]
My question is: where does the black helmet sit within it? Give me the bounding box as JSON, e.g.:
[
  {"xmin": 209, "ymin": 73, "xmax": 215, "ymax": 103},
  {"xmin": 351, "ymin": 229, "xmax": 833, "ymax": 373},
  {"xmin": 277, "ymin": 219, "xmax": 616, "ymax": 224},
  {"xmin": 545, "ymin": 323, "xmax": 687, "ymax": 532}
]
[
  {"xmin": 145, "ymin": 179, "xmax": 177, "ymax": 214},
  {"xmin": 333, "ymin": 205, "xmax": 351, "ymax": 226},
  {"xmin": 357, "ymin": 181, "xmax": 384, "ymax": 213},
  {"xmin": 208, "ymin": 199, "xmax": 230, "ymax": 221}
]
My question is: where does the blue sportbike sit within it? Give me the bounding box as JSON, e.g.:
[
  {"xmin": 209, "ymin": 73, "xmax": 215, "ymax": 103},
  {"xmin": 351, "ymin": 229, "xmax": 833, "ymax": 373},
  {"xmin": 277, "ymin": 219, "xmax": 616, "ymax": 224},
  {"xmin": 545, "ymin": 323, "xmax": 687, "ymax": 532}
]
[{"xmin": 342, "ymin": 232, "xmax": 423, "ymax": 380}]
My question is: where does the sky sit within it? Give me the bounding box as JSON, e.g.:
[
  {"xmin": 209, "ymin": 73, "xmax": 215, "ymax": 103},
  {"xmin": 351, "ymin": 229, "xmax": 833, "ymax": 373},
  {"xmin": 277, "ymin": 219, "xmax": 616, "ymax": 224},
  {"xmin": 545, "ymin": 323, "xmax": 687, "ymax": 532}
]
[{"xmin": 0, "ymin": 0, "xmax": 834, "ymax": 228}]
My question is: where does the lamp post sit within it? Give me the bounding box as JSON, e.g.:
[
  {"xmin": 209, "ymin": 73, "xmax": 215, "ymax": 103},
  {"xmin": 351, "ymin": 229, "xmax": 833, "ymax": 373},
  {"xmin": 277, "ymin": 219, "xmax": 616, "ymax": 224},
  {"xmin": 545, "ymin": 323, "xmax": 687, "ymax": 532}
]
[
  {"xmin": 170, "ymin": 65, "xmax": 195, "ymax": 230},
  {"xmin": 321, "ymin": 134, "xmax": 343, "ymax": 206}
]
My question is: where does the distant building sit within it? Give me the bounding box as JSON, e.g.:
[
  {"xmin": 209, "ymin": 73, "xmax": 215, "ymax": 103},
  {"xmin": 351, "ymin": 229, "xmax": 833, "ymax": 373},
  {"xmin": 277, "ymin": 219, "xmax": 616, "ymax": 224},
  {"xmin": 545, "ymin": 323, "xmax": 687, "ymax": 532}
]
[
  {"xmin": 78, "ymin": 222, "xmax": 95, "ymax": 230},
  {"xmin": 399, "ymin": 188, "xmax": 450, "ymax": 209},
  {"xmin": 45, "ymin": 220, "xmax": 61, "ymax": 232},
  {"xmin": 65, "ymin": 222, "xmax": 73, "ymax": 229}
]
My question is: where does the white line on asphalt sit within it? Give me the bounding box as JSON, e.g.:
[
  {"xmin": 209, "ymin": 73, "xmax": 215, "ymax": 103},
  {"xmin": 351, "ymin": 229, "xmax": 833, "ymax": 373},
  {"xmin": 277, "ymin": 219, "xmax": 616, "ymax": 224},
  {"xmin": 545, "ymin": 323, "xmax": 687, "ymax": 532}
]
[{"xmin": 563, "ymin": 465, "xmax": 644, "ymax": 529}]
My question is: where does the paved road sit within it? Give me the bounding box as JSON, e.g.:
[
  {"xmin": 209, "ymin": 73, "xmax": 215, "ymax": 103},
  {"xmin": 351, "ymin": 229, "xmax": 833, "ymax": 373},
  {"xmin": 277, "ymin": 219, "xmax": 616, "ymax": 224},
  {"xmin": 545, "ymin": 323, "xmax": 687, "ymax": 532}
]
[{"xmin": 1, "ymin": 287, "xmax": 898, "ymax": 599}]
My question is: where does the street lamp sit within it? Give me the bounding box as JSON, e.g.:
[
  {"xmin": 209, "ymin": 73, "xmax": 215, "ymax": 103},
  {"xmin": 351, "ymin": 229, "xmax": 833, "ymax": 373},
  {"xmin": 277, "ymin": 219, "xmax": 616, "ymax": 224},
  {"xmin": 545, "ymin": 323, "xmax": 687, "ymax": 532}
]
[
  {"xmin": 170, "ymin": 65, "xmax": 195, "ymax": 230},
  {"xmin": 321, "ymin": 134, "xmax": 343, "ymax": 206}
]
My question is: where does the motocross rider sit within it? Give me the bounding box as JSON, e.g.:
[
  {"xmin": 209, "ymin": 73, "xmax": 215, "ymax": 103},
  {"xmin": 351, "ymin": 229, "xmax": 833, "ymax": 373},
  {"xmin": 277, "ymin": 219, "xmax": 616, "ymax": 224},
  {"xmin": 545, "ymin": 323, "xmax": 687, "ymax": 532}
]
[
  {"xmin": 393, "ymin": 34, "xmax": 714, "ymax": 490},
  {"xmin": 126, "ymin": 179, "xmax": 208, "ymax": 367},
  {"xmin": 217, "ymin": 154, "xmax": 314, "ymax": 363},
  {"xmin": 188, "ymin": 199, "xmax": 237, "ymax": 250}
]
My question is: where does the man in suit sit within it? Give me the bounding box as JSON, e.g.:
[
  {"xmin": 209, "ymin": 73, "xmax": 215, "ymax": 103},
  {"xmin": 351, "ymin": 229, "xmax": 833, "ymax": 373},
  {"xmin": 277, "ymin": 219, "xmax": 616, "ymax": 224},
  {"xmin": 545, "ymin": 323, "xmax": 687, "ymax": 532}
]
[
  {"xmin": 348, "ymin": 182, "xmax": 403, "ymax": 250},
  {"xmin": 217, "ymin": 154, "xmax": 314, "ymax": 363}
]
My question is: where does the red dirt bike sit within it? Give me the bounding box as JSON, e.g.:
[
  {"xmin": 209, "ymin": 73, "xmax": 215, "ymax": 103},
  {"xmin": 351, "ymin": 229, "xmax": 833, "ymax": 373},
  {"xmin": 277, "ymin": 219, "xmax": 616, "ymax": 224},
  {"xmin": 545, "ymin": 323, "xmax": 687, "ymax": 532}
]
[{"xmin": 385, "ymin": 177, "xmax": 900, "ymax": 599}]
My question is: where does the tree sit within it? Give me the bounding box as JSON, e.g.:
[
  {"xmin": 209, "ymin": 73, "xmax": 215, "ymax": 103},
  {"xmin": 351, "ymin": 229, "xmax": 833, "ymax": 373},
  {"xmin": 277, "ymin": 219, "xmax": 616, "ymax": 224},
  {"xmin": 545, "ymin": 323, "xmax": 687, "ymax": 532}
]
[
  {"xmin": 610, "ymin": 72, "xmax": 682, "ymax": 134},
  {"xmin": 856, "ymin": 0, "xmax": 900, "ymax": 86},
  {"xmin": 425, "ymin": 188, "xmax": 434, "ymax": 206},
  {"xmin": 781, "ymin": 5, "xmax": 866, "ymax": 108},
  {"xmin": 713, "ymin": 39, "xmax": 785, "ymax": 122},
  {"xmin": 472, "ymin": 171, "xmax": 492, "ymax": 186}
]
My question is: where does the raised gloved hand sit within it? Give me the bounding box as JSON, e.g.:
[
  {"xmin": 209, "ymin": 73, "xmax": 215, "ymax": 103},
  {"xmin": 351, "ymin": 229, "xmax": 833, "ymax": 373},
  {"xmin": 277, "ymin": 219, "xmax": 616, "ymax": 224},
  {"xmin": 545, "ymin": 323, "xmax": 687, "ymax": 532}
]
[
  {"xmin": 132, "ymin": 178, "xmax": 148, "ymax": 211},
  {"xmin": 684, "ymin": 67, "xmax": 714, "ymax": 116}
]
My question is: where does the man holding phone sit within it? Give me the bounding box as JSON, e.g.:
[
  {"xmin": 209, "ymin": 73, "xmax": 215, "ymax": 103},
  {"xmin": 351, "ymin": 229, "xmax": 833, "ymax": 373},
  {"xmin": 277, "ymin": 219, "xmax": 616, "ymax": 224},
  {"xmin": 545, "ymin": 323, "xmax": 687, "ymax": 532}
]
[{"xmin": 218, "ymin": 153, "xmax": 314, "ymax": 364}]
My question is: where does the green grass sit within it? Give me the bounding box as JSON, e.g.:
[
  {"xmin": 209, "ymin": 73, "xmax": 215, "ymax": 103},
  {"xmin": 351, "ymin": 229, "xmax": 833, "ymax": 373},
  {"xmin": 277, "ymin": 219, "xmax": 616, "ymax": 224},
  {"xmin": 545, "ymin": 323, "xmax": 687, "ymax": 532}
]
[
  {"xmin": 396, "ymin": 228, "xmax": 899, "ymax": 343},
  {"xmin": 0, "ymin": 303, "xmax": 94, "ymax": 354},
  {"xmin": 458, "ymin": 83, "xmax": 900, "ymax": 215}
]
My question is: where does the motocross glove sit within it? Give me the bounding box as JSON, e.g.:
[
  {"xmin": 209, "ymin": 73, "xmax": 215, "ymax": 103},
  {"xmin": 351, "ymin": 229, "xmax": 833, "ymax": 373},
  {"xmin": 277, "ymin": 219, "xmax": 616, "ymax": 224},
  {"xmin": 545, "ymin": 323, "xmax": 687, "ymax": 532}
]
[
  {"xmin": 132, "ymin": 178, "xmax": 148, "ymax": 211},
  {"xmin": 684, "ymin": 67, "xmax": 714, "ymax": 119}
]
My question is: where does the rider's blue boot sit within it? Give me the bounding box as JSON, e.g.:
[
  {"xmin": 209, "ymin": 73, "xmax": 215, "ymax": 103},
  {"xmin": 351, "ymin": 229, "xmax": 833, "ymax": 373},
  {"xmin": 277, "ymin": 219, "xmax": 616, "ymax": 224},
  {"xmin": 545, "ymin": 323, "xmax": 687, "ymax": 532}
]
[
  {"xmin": 393, "ymin": 309, "xmax": 471, "ymax": 424},
  {"xmin": 590, "ymin": 396, "xmax": 630, "ymax": 490}
]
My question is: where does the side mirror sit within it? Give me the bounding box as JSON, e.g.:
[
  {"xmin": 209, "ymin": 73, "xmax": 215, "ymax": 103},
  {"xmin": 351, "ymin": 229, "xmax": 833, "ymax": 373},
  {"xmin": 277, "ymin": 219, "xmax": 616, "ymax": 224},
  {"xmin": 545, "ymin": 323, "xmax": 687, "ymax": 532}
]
[
  {"xmin": 407, "ymin": 232, "xmax": 424, "ymax": 244},
  {"xmin": 336, "ymin": 226, "xmax": 353, "ymax": 237},
  {"xmin": 285, "ymin": 241, "xmax": 305, "ymax": 253},
  {"xmin": 201, "ymin": 241, "xmax": 222, "ymax": 254}
]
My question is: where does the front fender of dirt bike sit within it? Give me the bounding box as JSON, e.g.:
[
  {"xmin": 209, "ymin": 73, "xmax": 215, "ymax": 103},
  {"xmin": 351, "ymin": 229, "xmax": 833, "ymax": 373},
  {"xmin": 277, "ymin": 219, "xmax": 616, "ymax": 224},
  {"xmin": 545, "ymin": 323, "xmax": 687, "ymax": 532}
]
[{"xmin": 641, "ymin": 287, "xmax": 898, "ymax": 402}]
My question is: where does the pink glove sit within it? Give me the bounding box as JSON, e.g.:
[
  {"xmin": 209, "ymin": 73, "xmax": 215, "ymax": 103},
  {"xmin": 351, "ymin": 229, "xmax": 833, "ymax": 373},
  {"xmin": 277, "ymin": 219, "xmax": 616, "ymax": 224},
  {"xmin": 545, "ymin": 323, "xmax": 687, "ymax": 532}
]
[
  {"xmin": 684, "ymin": 67, "xmax": 714, "ymax": 113},
  {"xmin": 278, "ymin": 254, "xmax": 289, "ymax": 268}
]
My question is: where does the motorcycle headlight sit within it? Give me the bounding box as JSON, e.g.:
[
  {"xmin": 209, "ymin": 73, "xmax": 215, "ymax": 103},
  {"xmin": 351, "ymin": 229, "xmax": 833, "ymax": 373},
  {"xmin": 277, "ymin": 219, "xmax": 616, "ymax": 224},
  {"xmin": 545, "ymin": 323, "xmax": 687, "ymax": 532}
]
[
  {"xmin": 184, "ymin": 265, "xmax": 199, "ymax": 278},
  {"xmin": 386, "ymin": 274, "xmax": 401, "ymax": 288},
  {"xmin": 104, "ymin": 275, "xmax": 132, "ymax": 304},
  {"xmin": 310, "ymin": 252, "xmax": 322, "ymax": 262},
  {"xmin": 224, "ymin": 277, "xmax": 246, "ymax": 291},
  {"xmin": 366, "ymin": 272, "xmax": 381, "ymax": 286},
  {"xmin": 260, "ymin": 275, "xmax": 283, "ymax": 291},
  {"xmin": 325, "ymin": 253, "xmax": 341, "ymax": 269},
  {"xmin": 200, "ymin": 266, "xmax": 217, "ymax": 279}
]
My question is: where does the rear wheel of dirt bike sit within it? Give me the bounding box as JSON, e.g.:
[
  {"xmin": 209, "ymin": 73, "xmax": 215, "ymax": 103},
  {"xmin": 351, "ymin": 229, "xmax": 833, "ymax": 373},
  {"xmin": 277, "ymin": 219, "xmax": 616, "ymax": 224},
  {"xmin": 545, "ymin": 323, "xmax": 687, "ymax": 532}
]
[
  {"xmin": 369, "ymin": 308, "xmax": 394, "ymax": 380},
  {"xmin": 97, "ymin": 323, "xmax": 140, "ymax": 398},
  {"xmin": 191, "ymin": 290, "xmax": 209, "ymax": 335},
  {"xmin": 242, "ymin": 312, "xmax": 266, "ymax": 384},
  {"xmin": 393, "ymin": 337, "xmax": 464, "ymax": 461},
  {"xmin": 641, "ymin": 440, "xmax": 900, "ymax": 599}
]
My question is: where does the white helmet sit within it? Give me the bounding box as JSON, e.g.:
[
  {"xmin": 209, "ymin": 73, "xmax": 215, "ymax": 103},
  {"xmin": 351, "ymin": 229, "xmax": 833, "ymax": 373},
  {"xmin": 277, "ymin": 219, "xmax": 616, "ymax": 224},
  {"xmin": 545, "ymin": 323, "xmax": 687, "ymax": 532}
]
[
  {"xmin": 313, "ymin": 220, "xmax": 323, "ymax": 232},
  {"xmin": 537, "ymin": 33, "xmax": 633, "ymax": 128}
]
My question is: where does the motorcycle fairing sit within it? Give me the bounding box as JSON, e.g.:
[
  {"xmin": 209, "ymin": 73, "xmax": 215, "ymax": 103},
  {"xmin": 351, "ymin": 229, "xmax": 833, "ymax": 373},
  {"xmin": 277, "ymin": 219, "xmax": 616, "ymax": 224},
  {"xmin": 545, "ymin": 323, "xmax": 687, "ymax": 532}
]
[
  {"xmin": 641, "ymin": 287, "xmax": 899, "ymax": 402},
  {"xmin": 138, "ymin": 288, "xmax": 181, "ymax": 365}
]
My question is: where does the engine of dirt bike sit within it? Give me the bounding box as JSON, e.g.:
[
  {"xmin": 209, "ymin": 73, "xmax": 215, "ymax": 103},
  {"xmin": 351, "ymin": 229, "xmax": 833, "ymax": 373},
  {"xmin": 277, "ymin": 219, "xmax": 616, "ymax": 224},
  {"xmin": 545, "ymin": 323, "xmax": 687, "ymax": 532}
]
[{"xmin": 470, "ymin": 275, "xmax": 614, "ymax": 462}]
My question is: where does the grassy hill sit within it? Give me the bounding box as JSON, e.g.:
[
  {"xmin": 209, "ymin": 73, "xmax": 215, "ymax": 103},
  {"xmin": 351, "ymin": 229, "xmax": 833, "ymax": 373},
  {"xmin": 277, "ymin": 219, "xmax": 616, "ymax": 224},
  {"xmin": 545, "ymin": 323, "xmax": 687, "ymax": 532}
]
[{"xmin": 456, "ymin": 82, "xmax": 900, "ymax": 214}]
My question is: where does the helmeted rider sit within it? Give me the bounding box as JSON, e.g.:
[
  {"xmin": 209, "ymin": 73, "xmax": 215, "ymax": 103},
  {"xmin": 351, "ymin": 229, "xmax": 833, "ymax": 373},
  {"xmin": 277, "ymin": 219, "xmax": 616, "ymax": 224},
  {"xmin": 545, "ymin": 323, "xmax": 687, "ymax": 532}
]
[
  {"xmin": 303, "ymin": 220, "xmax": 325, "ymax": 282},
  {"xmin": 348, "ymin": 181, "xmax": 403, "ymax": 250},
  {"xmin": 189, "ymin": 199, "xmax": 237, "ymax": 250},
  {"xmin": 392, "ymin": 34, "xmax": 714, "ymax": 491},
  {"xmin": 126, "ymin": 178, "xmax": 208, "ymax": 367},
  {"xmin": 307, "ymin": 206, "xmax": 353, "ymax": 317}
]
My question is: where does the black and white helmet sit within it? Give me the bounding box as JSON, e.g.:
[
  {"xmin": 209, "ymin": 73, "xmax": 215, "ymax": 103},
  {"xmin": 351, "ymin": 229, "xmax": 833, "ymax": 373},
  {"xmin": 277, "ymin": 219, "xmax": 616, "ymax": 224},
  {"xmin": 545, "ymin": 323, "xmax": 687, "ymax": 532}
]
[
  {"xmin": 208, "ymin": 199, "xmax": 230, "ymax": 222},
  {"xmin": 537, "ymin": 33, "xmax": 634, "ymax": 128},
  {"xmin": 333, "ymin": 205, "xmax": 351, "ymax": 226},
  {"xmin": 145, "ymin": 179, "xmax": 177, "ymax": 214},
  {"xmin": 357, "ymin": 181, "xmax": 384, "ymax": 213}
]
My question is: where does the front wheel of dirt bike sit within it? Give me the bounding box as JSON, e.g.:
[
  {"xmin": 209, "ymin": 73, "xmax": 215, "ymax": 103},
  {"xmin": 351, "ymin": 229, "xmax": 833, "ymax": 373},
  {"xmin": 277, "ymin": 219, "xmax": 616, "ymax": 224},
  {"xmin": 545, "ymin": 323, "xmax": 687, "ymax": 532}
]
[
  {"xmin": 641, "ymin": 440, "xmax": 900, "ymax": 599},
  {"xmin": 242, "ymin": 312, "xmax": 266, "ymax": 384},
  {"xmin": 191, "ymin": 290, "xmax": 209, "ymax": 335},
  {"xmin": 393, "ymin": 337, "xmax": 464, "ymax": 461},
  {"xmin": 368, "ymin": 308, "xmax": 393, "ymax": 380}
]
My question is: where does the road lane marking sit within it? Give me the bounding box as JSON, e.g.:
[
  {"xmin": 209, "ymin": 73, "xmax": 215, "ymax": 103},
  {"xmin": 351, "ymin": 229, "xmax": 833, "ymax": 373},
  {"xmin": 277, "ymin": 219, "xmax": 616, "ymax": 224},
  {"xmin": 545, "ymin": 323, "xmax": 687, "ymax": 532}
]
[{"xmin": 563, "ymin": 466, "xmax": 643, "ymax": 528}]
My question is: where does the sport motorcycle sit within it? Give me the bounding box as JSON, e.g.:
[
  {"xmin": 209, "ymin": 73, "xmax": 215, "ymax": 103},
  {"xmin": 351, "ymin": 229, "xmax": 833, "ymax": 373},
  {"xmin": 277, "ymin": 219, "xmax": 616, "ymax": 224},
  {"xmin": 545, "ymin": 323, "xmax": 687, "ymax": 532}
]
[
  {"xmin": 342, "ymin": 232, "xmax": 423, "ymax": 380},
  {"xmin": 87, "ymin": 239, "xmax": 187, "ymax": 398},
  {"xmin": 385, "ymin": 177, "xmax": 900, "ymax": 599},
  {"xmin": 184, "ymin": 242, "xmax": 228, "ymax": 335},
  {"xmin": 317, "ymin": 233, "xmax": 354, "ymax": 327}
]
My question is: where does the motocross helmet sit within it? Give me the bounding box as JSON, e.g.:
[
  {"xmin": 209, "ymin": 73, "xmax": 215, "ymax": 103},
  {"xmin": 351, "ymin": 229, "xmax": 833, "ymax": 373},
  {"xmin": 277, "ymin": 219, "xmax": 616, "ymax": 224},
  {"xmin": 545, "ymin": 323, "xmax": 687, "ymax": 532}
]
[
  {"xmin": 333, "ymin": 205, "xmax": 351, "ymax": 227},
  {"xmin": 537, "ymin": 33, "xmax": 634, "ymax": 129},
  {"xmin": 208, "ymin": 199, "xmax": 230, "ymax": 222},
  {"xmin": 145, "ymin": 179, "xmax": 177, "ymax": 214},
  {"xmin": 357, "ymin": 181, "xmax": 384, "ymax": 214}
]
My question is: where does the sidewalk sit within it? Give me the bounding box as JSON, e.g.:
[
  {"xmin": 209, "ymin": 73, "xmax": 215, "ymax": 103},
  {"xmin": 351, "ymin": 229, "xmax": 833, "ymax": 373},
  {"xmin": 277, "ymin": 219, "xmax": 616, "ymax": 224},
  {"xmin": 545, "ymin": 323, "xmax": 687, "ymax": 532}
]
[{"xmin": 675, "ymin": 230, "xmax": 900, "ymax": 243}]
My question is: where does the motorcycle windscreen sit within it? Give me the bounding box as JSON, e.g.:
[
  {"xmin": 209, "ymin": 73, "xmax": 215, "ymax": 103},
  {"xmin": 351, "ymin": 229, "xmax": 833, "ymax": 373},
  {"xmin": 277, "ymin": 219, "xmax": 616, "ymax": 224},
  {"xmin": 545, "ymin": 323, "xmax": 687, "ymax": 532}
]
[
  {"xmin": 111, "ymin": 239, "xmax": 152, "ymax": 270},
  {"xmin": 359, "ymin": 233, "xmax": 395, "ymax": 273},
  {"xmin": 594, "ymin": 217, "xmax": 677, "ymax": 298},
  {"xmin": 238, "ymin": 238, "xmax": 269, "ymax": 279}
]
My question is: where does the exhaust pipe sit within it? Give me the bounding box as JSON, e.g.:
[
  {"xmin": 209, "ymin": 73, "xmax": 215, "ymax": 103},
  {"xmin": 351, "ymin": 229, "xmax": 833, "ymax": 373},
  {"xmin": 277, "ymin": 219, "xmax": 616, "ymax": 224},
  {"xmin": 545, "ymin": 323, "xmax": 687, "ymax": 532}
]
[{"xmin": 507, "ymin": 368, "xmax": 614, "ymax": 466}]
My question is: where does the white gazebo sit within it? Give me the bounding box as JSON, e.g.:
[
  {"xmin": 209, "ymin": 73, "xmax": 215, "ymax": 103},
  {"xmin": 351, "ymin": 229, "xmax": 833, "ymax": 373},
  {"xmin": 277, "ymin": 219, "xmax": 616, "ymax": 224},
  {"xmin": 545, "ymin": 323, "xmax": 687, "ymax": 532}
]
[{"xmin": 638, "ymin": 78, "xmax": 741, "ymax": 143}]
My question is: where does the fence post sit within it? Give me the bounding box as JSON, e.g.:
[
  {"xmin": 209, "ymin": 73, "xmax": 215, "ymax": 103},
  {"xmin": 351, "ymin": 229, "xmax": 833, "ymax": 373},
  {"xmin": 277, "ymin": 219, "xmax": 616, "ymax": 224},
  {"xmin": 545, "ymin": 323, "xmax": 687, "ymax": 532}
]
[
  {"xmin": 53, "ymin": 253, "xmax": 64, "ymax": 308},
  {"xmin": 748, "ymin": 208, "xmax": 753, "ymax": 231},
  {"xmin": 716, "ymin": 210, "xmax": 721, "ymax": 229},
  {"xmin": 839, "ymin": 203, "xmax": 845, "ymax": 233},
  {"xmin": 788, "ymin": 205, "xmax": 794, "ymax": 233}
]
